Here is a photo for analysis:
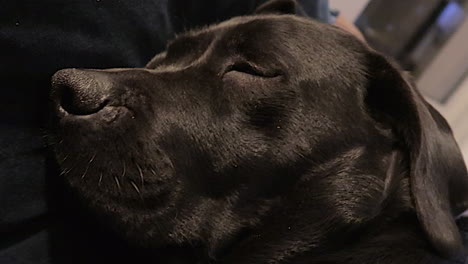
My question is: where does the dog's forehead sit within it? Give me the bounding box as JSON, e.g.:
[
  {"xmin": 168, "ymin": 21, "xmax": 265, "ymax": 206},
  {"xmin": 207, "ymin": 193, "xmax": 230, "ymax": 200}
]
[
  {"xmin": 173, "ymin": 15, "xmax": 333, "ymax": 52},
  {"xmin": 166, "ymin": 15, "xmax": 364, "ymax": 71}
]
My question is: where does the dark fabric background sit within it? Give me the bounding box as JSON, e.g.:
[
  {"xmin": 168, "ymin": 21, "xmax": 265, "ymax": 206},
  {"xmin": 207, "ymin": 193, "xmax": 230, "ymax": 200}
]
[{"xmin": 0, "ymin": 1, "xmax": 329, "ymax": 263}]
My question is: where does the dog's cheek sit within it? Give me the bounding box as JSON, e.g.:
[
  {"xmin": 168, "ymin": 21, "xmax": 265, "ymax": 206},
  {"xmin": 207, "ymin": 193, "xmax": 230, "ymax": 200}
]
[
  {"xmin": 247, "ymin": 100, "xmax": 286, "ymax": 131},
  {"xmin": 302, "ymin": 147, "xmax": 390, "ymax": 224},
  {"xmin": 221, "ymin": 72, "xmax": 286, "ymax": 101},
  {"xmin": 244, "ymin": 92, "xmax": 296, "ymax": 137},
  {"xmin": 325, "ymin": 173, "xmax": 385, "ymax": 223}
]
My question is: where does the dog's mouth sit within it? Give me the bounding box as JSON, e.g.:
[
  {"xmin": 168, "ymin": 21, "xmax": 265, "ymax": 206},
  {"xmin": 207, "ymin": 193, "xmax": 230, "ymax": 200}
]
[
  {"xmin": 48, "ymin": 69, "xmax": 164, "ymax": 204},
  {"xmin": 55, "ymin": 104, "xmax": 132, "ymax": 125},
  {"xmin": 54, "ymin": 143, "xmax": 177, "ymax": 209}
]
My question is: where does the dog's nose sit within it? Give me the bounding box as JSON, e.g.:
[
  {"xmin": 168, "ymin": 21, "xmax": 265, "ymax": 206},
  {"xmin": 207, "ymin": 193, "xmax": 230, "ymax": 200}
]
[{"xmin": 51, "ymin": 69, "xmax": 111, "ymax": 115}]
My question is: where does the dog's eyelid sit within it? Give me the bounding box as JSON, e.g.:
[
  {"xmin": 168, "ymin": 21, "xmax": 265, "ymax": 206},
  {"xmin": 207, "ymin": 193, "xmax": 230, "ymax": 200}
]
[
  {"xmin": 228, "ymin": 62, "xmax": 261, "ymax": 75},
  {"xmin": 226, "ymin": 62, "xmax": 281, "ymax": 78}
]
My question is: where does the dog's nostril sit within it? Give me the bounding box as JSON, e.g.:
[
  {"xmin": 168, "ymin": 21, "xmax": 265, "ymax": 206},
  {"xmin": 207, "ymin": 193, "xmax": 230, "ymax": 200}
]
[
  {"xmin": 59, "ymin": 84, "xmax": 109, "ymax": 115},
  {"xmin": 52, "ymin": 69, "xmax": 111, "ymax": 116}
]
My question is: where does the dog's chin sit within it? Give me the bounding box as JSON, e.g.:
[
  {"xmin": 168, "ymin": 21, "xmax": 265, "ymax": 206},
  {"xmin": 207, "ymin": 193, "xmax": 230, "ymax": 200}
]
[
  {"xmin": 51, "ymin": 138, "xmax": 183, "ymax": 245},
  {"xmin": 87, "ymin": 190, "xmax": 179, "ymax": 248},
  {"xmin": 62, "ymin": 165, "xmax": 182, "ymax": 248}
]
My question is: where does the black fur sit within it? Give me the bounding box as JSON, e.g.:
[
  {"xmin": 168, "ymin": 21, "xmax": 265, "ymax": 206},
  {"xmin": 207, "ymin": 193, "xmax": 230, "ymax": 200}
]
[{"xmin": 48, "ymin": 0, "xmax": 468, "ymax": 263}]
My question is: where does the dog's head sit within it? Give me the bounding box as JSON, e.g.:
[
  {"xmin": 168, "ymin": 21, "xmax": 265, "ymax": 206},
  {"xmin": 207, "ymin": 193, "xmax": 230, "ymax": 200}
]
[{"xmin": 49, "ymin": 0, "xmax": 468, "ymax": 261}]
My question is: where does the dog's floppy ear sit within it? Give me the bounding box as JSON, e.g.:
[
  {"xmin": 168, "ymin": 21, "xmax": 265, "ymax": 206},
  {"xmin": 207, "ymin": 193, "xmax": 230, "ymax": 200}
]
[
  {"xmin": 365, "ymin": 52, "xmax": 468, "ymax": 259},
  {"xmin": 255, "ymin": 0, "xmax": 306, "ymax": 16}
]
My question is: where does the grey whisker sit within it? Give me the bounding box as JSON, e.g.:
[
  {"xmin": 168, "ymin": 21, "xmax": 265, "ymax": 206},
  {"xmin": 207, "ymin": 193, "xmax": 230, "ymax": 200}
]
[
  {"xmin": 98, "ymin": 173, "xmax": 103, "ymax": 187},
  {"xmin": 82, "ymin": 153, "xmax": 97, "ymax": 179},
  {"xmin": 130, "ymin": 180, "xmax": 141, "ymax": 195},
  {"xmin": 136, "ymin": 164, "xmax": 145, "ymax": 187},
  {"xmin": 88, "ymin": 152, "xmax": 97, "ymax": 164},
  {"xmin": 65, "ymin": 154, "xmax": 81, "ymax": 176},
  {"xmin": 61, "ymin": 154, "xmax": 69, "ymax": 163},
  {"xmin": 63, "ymin": 167, "xmax": 73, "ymax": 176},
  {"xmin": 81, "ymin": 166, "xmax": 89, "ymax": 179},
  {"xmin": 122, "ymin": 162, "xmax": 126, "ymax": 178},
  {"xmin": 114, "ymin": 176, "xmax": 121, "ymax": 191}
]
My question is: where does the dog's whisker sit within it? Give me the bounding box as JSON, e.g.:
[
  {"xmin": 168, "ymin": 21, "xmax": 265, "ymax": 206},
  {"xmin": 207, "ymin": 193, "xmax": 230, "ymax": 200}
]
[
  {"xmin": 64, "ymin": 167, "xmax": 74, "ymax": 175},
  {"xmin": 81, "ymin": 153, "xmax": 96, "ymax": 180},
  {"xmin": 59, "ymin": 169, "xmax": 68, "ymax": 176},
  {"xmin": 130, "ymin": 180, "xmax": 141, "ymax": 195},
  {"xmin": 122, "ymin": 162, "xmax": 126, "ymax": 178},
  {"xmin": 81, "ymin": 166, "xmax": 89, "ymax": 179},
  {"xmin": 136, "ymin": 164, "xmax": 145, "ymax": 188},
  {"xmin": 98, "ymin": 172, "xmax": 103, "ymax": 187},
  {"xmin": 114, "ymin": 176, "xmax": 121, "ymax": 191},
  {"xmin": 63, "ymin": 153, "xmax": 81, "ymax": 177},
  {"xmin": 88, "ymin": 152, "xmax": 97, "ymax": 164},
  {"xmin": 61, "ymin": 154, "xmax": 69, "ymax": 163}
]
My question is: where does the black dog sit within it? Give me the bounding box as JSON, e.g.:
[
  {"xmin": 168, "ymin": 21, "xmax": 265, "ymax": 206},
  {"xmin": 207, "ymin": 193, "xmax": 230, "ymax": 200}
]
[{"xmin": 48, "ymin": 0, "xmax": 468, "ymax": 263}]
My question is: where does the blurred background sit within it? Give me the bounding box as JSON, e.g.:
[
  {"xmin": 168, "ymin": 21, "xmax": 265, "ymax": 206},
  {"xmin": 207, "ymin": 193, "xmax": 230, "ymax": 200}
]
[{"xmin": 331, "ymin": 0, "xmax": 468, "ymax": 164}]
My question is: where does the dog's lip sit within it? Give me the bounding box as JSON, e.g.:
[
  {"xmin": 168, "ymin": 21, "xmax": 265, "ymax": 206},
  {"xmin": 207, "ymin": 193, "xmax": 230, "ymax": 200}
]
[{"xmin": 56, "ymin": 104, "xmax": 132, "ymax": 123}]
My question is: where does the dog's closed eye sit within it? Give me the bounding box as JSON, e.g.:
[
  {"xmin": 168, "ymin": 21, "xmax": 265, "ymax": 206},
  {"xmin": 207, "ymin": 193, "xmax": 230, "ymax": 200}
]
[{"xmin": 225, "ymin": 62, "xmax": 281, "ymax": 78}]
